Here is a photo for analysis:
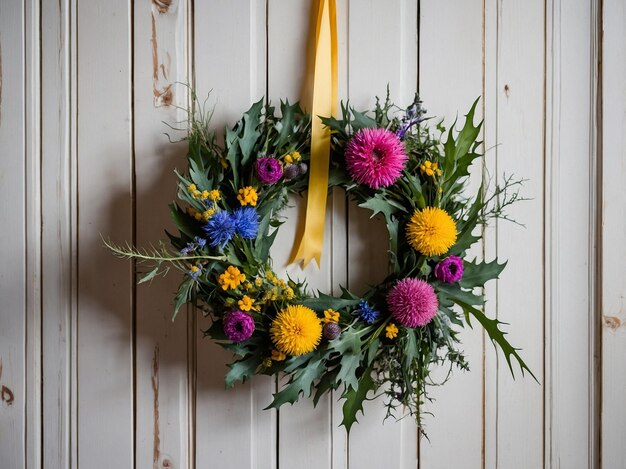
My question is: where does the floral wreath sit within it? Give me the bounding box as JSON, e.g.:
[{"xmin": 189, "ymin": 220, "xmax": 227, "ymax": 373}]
[{"xmin": 108, "ymin": 91, "xmax": 535, "ymax": 433}]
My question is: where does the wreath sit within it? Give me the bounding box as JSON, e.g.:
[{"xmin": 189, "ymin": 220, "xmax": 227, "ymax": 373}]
[{"xmin": 107, "ymin": 91, "xmax": 534, "ymax": 433}]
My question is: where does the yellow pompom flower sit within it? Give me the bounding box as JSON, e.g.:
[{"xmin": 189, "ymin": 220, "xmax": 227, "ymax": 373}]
[
  {"xmin": 218, "ymin": 266, "xmax": 246, "ymax": 290},
  {"xmin": 254, "ymin": 277, "xmax": 263, "ymax": 287},
  {"xmin": 406, "ymin": 207, "xmax": 457, "ymax": 256},
  {"xmin": 200, "ymin": 190, "xmax": 210, "ymax": 200},
  {"xmin": 237, "ymin": 186, "xmax": 258, "ymax": 206},
  {"xmin": 323, "ymin": 309, "xmax": 340, "ymax": 324},
  {"xmin": 282, "ymin": 287, "xmax": 295, "ymax": 300},
  {"xmin": 187, "ymin": 183, "xmax": 197, "ymax": 192},
  {"xmin": 385, "ymin": 323, "xmax": 399, "ymax": 339},
  {"xmin": 270, "ymin": 305, "xmax": 322, "ymax": 356}
]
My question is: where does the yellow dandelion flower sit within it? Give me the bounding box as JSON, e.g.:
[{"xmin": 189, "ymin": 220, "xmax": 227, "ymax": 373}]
[
  {"xmin": 270, "ymin": 305, "xmax": 322, "ymax": 356},
  {"xmin": 406, "ymin": 207, "xmax": 457, "ymax": 256},
  {"xmin": 323, "ymin": 309, "xmax": 340, "ymax": 324},
  {"xmin": 237, "ymin": 186, "xmax": 258, "ymax": 206},
  {"xmin": 218, "ymin": 266, "xmax": 246, "ymax": 290},
  {"xmin": 238, "ymin": 295, "xmax": 254, "ymax": 311},
  {"xmin": 208, "ymin": 189, "xmax": 221, "ymax": 201},
  {"xmin": 385, "ymin": 323, "xmax": 399, "ymax": 339},
  {"xmin": 271, "ymin": 349, "xmax": 286, "ymax": 361}
]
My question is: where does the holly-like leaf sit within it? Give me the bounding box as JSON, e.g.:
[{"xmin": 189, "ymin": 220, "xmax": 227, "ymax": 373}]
[
  {"xmin": 169, "ymin": 203, "xmax": 200, "ymax": 238},
  {"xmin": 225, "ymin": 353, "xmax": 263, "ymax": 388},
  {"xmin": 350, "ymin": 109, "xmax": 377, "ymax": 130},
  {"xmin": 238, "ymin": 99, "xmax": 263, "ymax": 166},
  {"xmin": 459, "ymin": 259, "xmax": 507, "ymax": 289},
  {"xmin": 266, "ymin": 358, "xmax": 326, "ymax": 408},
  {"xmin": 437, "ymin": 283, "xmax": 485, "ymax": 306},
  {"xmin": 456, "ymin": 300, "xmax": 538, "ymax": 381},
  {"xmin": 341, "ymin": 367, "xmax": 376, "ymax": 433},
  {"xmin": 172, "ymin": 277, "xmax": 194, "ymax": 320}
]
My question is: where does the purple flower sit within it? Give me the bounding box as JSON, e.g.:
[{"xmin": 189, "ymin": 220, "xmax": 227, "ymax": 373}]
[
  {"xmin": 255, "ymin": 157, "xmax": 283, "ymax": 184},
  {"xmin": 223, "ymin": 311, "xmax": 255, "ymax": 342},
  {"xmin": 283, "ymin": 164, "xmax": 300, "ymax": 180},
  {"xmin": 395, "ymin": 98, "xmax": 426, "ymax": 140},
  {"xmin": 434, "ymin": 256, "xmax": 464, "ymax": 283}
]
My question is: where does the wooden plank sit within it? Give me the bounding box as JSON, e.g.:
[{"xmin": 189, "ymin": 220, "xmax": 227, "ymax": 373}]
[
  {"xmin": 544, "ymin": 0, "xmax": 597, "ymax": 467},
  {"xmin": 0, "ymin": 0, "xmax": 32, "ymax": 467},
  {"xmin": 41, "ymin": 0, "xmax": 72, "ymax": 467},
  {"xmin": 417, "ymin": 1, "xmax": 484, "ymax": 467},
  {"xmin": 76, "ymin": 1, "xmax": 134, "ymax": 467},
  {"xmin": 345, "ymin": 2, "xmax": 418, "ymax": 468},
  {"xmin": 133, "ymin": 1, "xmax": 192, "ymax": 468},
  {"xmin": 487, "ymin": 1, "xmax": 546, "ymax": 467},
  {"xmin": 192, "ymin": 2, "xmax": 274, "ymax": 468},
  {"xmin": 601, "ymin": 0, "xmax": 626, "ymax": 467}
]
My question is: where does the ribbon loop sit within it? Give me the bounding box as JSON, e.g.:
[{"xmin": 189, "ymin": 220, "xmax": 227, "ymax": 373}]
[{"xmin": 290, "ymin": 0, "xmax": 338, "ymax": 267}]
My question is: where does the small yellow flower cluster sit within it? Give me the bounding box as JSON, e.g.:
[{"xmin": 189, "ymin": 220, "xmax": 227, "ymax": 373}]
[
  {"xmin": 237, "ymin": 186, "xmax": 258, "ymax": 206},
  {"xmin": 271, "ymin": 349, "xmax": 286, "ymax": 361},
  {"xmin": 190, "ymin": 265, "xmax": 201, "ymax": 274},
  {"xmin": 187, "ymin": 183, "xmax": 202, "ymax": 199},
  {"xmin": 187, "ymin": 207, "xmax": 214, "ymax": 222},
  {"xmin": 385, "ymin": 323, "xmax": 399, "ymax": 339},
  {"xmin": 284, "ymin": 151, "xmax": 301, "ymax": 165},
  {"xmin": 218, "ymin": 265, "xmax": 246, "ymax": 290},
  {"xmin": 419, "ymin": 160, "xmax": 442, "ymax": 178},
  {"xmin": 238, "ymin": 295, "xmax": 255, "ymax": 311},
  {"xmin": 322, "ymin": 309, "xmax": 340, "ymax": 324},
  {"xmin": 207, "ymin": 189, "xmax": 221, "ymax": 202}
]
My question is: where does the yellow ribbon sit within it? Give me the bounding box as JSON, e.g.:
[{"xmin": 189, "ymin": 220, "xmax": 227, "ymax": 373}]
[{"xmin": 290, "ymin": 0, "xmax": 338, "ymax": 267}]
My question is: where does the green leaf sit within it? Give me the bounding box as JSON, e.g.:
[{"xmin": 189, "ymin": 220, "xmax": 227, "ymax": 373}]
[
  {"xmin": 267, "ymin": 358, "xmax": 326, "ymax": 408},
  {"xmin": 275, "ymin": 101, "xmax": 298, "ymax": 149},
  {"xmin": 301, "ymin": 292, "xmax": 360, "ymax": 311},
  {"xmin": 437, "ymin": 283, "xmax": 485, "ymax": 306},
  {"xmin": 172, "ymin": 277, "xmax": 194, "ymax": 321},
  {"xmin": 313, "ymin": 368, "xmax": 341, "ymax": 406},
  {"xmin": 341, "ymin": 367, "xmax": 376, "ymax": 433},
  {"xmin": 138, "ymin": 266, "xmax": 161, "ymax": 285},
  {"xmin": 350, "ymin": 110, "xmax": 377, "ymax": 130},
  {"xmin": 169, "ymin": 203, "xmax": 199, "ymax": 238},
  {"xmin": 225, "ymin": 353, "xmax": 263, "ymax": 388},
  {"xmin": 225, "ymin": 127, "xmax": 240, "ymax": 187},
  {"xmin": 238, "ymin": 99, "xmax": 263, "ymax": 166},
  {"xmin": 456, "ymin": 300, "xmax": 538, "ymax": 382},
  {"xmin": 459, "ymin": 259, "xmax": 507, "ymax": 289}
]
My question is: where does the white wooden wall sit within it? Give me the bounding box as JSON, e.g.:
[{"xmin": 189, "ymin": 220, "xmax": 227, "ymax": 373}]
[{"xmin": 0, "ymin": 1, "xmax": 622, "ymax": 468}]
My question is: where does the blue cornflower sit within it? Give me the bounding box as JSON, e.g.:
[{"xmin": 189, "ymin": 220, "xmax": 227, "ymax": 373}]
[
  {"xmin": 203, "ymin": 210, "xmax": 236, "ymax": 249},
  {"xmin": 355, "ymin": 300, "xmax": 380, "ymax": 324},
  {"xmin": 233, "ymin": 207, "xmax": 260, "ymax": 239}
]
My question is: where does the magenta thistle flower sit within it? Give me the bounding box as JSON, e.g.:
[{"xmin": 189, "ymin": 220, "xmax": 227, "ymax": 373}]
[
  {"xmin": 434, "ymin": 256, "xmax": 464, "ymax": 283},
  {"xmin": 223, "ymin": 310, "xmax": 255, "ymax": 342},
  {"xmin": 344, "ymin": 128, "xmax": 408, "ymax": 189},
  {"xmin": 387, "ymin": 278, "xmax": 438, "ymax": 327},
  {"xmin": 255, "ymin": 157, "xmax": 283, "ymax": 184}
]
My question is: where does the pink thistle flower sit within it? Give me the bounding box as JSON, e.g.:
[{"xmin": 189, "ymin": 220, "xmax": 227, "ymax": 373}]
[
  {"xmin": 344, "ymin": 128, "xmax": 408, "ymax": 189},
  {"xmin": 387, "ymin": 278, "xmax": 438, "ymax": 327}
]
